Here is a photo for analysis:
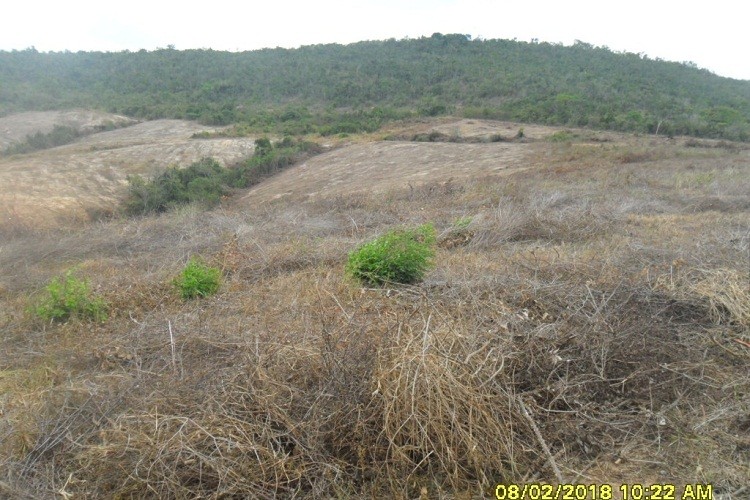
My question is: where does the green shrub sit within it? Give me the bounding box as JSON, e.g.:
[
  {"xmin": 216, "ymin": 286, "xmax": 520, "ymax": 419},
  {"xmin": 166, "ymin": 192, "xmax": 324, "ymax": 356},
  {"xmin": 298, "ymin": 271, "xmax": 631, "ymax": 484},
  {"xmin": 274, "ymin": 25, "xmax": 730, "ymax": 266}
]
[
  {"xmin": 223, "ymin": 137, "xmax": 322, "ymax": 188},
  {"xmin": 174, "ymin": 258, "xmax": 221, "ymax": 299},
  {"xmin": 253, "ymin": 137, "xmax": 273, "ymax": 155},
  {"xmin": 453, "ymin": 216, "xmax": 473, "ymax": 229},
  {"xmin": 346, "ymin": 224, "xmax": 436, "ymax": 286},
  {"xmin": 124, "ymin": 141, "xmax": 323, "ymax": 215},
  {"xmin": 548, "ymin": 130, "xmax": 576, "ymax": 142},
  {"xmin": 2, "ymin": 125, "xmax": 81, "ymax": 156},
  {"xmin": 125, "ymin": 157, "xmax": 227, "ymax": 214},
  {"xmin": 33, "ymin": 270, "xmax": 108, "ymax": 322}
]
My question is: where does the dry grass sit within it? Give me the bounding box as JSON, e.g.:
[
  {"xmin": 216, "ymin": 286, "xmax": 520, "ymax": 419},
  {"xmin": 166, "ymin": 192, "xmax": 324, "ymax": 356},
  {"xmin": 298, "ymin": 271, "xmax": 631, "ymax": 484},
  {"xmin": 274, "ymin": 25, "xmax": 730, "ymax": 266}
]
[
  {"xmin": 0, "ymin": 119, "xmax": 257, "ymax": 231},
  {"xmin": 1, "ymin": 120, "xmax": 749, "ymax": 497},
  {"xmin": 655, "ymin": 267, "xmax": 750, "ymax": 329}
]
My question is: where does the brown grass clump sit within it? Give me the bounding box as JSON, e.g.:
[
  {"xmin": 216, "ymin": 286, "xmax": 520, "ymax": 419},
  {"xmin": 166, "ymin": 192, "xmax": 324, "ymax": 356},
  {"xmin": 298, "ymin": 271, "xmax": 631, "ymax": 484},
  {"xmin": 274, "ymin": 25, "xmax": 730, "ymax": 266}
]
[
  {"xmin": 373, "ymin": 304, "xmax": 526, "ymax": 488},
  {"xmin": 57, "ymin": 286, "xmax": 539, "ymax": 498},
  {"xmin": 654, "ymin": 266, "xmax": 750, "ymax": 330},
  {"xmin": 690, "ymin": 269, "xmax": 750, "ymax": 328}
]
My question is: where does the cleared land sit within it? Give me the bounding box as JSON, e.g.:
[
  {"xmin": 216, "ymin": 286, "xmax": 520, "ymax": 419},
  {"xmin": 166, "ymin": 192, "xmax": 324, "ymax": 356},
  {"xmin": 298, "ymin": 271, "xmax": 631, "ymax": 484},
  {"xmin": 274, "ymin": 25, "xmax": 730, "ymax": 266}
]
[
  {"xmin": 0, "ymin": 110, "xmax": 136, "ymax": 150},
  {"xmin": 0, "ymin": 118, "xmax": 257, "ymax": 230},
  {"xmin": 1, "ymin": 115, "xmax": 749, "ymax": 498},
  {"xmin": 241, "ymin": 140, "xmax": 530, "ymax": 203}
]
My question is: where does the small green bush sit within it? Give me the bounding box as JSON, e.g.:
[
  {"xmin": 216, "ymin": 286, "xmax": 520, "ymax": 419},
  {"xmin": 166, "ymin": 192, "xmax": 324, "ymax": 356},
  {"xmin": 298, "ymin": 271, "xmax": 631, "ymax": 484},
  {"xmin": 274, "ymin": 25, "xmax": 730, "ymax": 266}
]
[
  {"xmin": 33, "ymin": 270, "xmax": 108, "ymax": 322},
  {"xmin": 174, "ymin": 258, "xmax": 221, "ymax": 299},
  {"xmin": 346, "ymin": 224, "xmax": 436, "ymax": 286},
  {"xmin": 453, "ymin": 216, "xmax": 473, "ymax": 229}
]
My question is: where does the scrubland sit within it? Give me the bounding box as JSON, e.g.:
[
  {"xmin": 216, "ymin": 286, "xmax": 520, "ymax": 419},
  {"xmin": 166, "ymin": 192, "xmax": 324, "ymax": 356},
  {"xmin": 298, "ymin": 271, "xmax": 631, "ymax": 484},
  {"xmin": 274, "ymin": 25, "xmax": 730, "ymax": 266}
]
[{"xmin": 1, "ymin": 123, "xmax": 748, "ymax": 498}]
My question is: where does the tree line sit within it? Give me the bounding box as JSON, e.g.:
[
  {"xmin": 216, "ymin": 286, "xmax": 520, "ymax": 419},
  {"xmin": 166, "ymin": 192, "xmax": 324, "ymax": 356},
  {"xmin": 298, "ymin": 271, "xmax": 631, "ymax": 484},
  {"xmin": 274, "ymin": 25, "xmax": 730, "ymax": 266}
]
[{"xmin": 1, "ymin": 34, "xmax": 749, "ymax": 140}]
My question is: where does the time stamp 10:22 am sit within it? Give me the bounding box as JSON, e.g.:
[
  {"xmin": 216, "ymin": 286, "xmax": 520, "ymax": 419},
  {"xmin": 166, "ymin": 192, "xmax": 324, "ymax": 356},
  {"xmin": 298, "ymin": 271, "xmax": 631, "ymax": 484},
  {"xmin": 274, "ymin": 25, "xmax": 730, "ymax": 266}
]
[{"xmin": 494, "ymin": 484, "xmax": 714, "ymax": 500}]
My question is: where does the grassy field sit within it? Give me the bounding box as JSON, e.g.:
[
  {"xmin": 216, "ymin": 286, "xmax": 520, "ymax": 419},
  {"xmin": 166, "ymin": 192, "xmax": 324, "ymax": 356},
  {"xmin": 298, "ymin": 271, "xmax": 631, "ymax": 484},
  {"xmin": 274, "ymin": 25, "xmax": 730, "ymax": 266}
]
[{"xmin": 1, "ymin": 118, "xmax": 749, "ymax": 498}]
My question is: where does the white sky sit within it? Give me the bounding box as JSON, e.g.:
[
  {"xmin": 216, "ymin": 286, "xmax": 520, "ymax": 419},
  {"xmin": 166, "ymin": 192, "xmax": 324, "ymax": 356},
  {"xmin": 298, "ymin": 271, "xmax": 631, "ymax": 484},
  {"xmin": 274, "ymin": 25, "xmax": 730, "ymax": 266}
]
[{"xmin": 2, "ymin": 0, "xmax": 748, "ymax": 81}]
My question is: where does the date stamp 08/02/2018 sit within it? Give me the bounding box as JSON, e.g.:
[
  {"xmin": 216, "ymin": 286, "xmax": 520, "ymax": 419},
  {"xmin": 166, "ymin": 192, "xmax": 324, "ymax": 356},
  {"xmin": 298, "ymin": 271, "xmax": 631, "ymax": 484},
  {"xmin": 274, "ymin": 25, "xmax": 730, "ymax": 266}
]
[{"xmin": 494, "ymin": 483, "xmax": 714, "ymax": 500}]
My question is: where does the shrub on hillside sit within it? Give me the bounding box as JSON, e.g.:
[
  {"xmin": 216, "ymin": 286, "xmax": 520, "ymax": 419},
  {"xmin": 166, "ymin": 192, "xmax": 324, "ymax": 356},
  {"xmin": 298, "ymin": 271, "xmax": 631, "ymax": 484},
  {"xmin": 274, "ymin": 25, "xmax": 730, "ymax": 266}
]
[
  {"xmin": 174, "ymin": 258, "xmax": 221, "ymax": 299},
  {"xmin": 33, "ymin": 270, "xmax": 108, "ymax": 322},
  {"xmin": 346, "ymin": 224, "xmax": 436, "ymax": 286},
  {"xmin": 125, "ymin": 157, "xmax": 227, "ymax": 214},
  {"xmin": 125, "ymin": 139, "xmax": 322, "ymax": 215},
  {"xmin": 223, "ymin": 137, "xmax": 322, "ymax": 188},
  {"xmin": 2, "ymin": 125, "xmax": 81, "ymax": 156}
]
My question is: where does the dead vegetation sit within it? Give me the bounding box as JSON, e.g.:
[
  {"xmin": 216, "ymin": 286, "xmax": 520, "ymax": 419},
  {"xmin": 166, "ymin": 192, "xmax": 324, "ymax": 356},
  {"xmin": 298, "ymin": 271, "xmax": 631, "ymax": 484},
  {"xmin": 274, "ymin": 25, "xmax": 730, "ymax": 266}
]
[
  {"xmin": 0, "ymin": 119, "xmax": 749, "ymax": 498},
  {"xmin": 0, "ymin": 119, "xmax": 257, "ymax": 231}
]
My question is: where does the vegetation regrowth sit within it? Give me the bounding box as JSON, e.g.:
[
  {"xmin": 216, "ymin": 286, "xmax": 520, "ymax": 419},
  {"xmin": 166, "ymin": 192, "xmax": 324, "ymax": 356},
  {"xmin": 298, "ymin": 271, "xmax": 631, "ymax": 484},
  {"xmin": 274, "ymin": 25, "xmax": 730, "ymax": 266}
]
[
  {"xmin": 174, "ymin": 258, "xmax": 222, "ymax": 299},
  {"xmin": 31, "ymin": 270, "xmax": 108, "ymax": 322},
  {"xmin": 346, "ymin": 224, "xmax": 436, "ymax": 285},
  {"xmin": 125, "ymin": 137, "xmax": 321, "ymax": 214}
]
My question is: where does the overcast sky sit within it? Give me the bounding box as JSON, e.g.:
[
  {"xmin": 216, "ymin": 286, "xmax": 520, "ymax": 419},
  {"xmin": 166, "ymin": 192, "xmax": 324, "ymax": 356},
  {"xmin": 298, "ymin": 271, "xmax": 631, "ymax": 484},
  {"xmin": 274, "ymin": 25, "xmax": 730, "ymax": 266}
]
[{"xmin": 2, "ymin": 0, "xmax": 748, "ymax": 80}]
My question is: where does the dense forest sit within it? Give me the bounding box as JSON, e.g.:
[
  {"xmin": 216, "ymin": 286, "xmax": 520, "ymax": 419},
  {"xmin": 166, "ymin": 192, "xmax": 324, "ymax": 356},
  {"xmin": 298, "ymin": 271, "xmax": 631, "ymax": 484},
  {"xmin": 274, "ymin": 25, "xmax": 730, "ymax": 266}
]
[{"xmin": 2, "ymin": 34, "xmax": 750, "ymax": 139}]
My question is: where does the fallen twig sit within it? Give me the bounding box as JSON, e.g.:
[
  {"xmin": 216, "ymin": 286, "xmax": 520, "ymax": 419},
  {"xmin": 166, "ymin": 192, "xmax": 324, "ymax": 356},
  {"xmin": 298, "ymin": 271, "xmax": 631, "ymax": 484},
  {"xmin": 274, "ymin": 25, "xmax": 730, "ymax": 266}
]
[{"xmin": 518, "ymin": 397, "xmax": 565, "ymax": 483}]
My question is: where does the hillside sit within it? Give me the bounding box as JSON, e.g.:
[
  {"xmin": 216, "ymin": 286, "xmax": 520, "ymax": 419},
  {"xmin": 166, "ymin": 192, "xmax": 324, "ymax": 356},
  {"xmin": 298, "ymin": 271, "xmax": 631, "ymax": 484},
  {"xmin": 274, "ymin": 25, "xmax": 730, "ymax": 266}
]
[
  {"xmin": 2, "ymin": 35, "xmax": 750, "ymax": 140},
  {"xmin": 1, "ymin": 115, "xmax": 749, "ymax": 497},
  {"xmin": 0, "ymin": 117, "xmax": 256, "ymax": 230},
  {"xmin": 0, "ymin": 110, "xmax": 136, "ymax": 150}
]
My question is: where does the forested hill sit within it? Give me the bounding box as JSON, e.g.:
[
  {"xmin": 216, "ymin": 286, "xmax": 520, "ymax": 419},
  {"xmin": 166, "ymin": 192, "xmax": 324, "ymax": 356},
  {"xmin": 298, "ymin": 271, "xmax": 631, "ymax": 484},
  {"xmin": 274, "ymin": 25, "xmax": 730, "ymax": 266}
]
[{"xmin": 2, "ymin": 34, "xmax": 749, "ymax": 140}]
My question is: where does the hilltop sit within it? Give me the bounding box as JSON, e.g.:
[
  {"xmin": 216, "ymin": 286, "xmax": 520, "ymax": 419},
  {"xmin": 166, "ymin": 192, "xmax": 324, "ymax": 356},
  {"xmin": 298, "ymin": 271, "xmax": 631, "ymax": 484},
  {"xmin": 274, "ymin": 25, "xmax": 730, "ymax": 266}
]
[{"xmin": 2, "ymin": 35, "xmax": 750, "ymax": 140}]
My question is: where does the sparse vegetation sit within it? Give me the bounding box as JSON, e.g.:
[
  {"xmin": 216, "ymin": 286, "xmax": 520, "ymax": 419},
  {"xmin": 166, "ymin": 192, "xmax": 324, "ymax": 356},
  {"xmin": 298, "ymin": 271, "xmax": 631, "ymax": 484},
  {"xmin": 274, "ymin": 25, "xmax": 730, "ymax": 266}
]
[
  {"xmin": 1, "ymin": 121, "xmax": 128, "ymax": 156},
  {"xmin": 1, "ymin": 119, "xmax": 749, "ymax": 497},
  {"xmin": 125, "ymin": 157, "xmax": 227, "ymax": 214},
  {"xmin": 31, "ymin": 270, "xmax": 108, "ymax": 322},
  {"xmin": 125, "ymin": 138, "xmax": 321, "ymax": 215},
  {"xmin": 223, "ymin": 137, "xmax": 322, "ymax": 188},
  {"xmin": 2, "ymin": 125, "xmax": 82, "ymax": 155},
  {"xmin": 547, "ymin": 129, "xmax": 576, "ymax": 142},
  {"xmin": 174, "ymin": 258, "xmax": 221, "ymax": 299},
  {"xmin": 453, "ymin": 215, "xmax": 473, "ymax": 229},
  {"xmin": 346, "ymin": 224, "xmax": 436, "ymax": 285}
]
